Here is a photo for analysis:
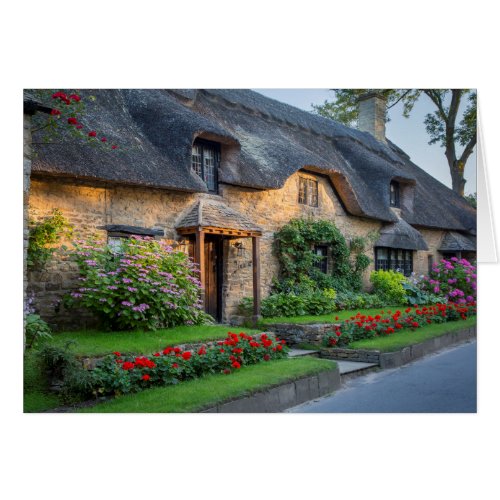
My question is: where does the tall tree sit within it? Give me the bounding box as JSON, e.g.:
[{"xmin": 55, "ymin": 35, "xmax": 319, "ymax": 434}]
[{"xmin": 312, "ymin": 89, "xmax": 476, "ymax": 196}]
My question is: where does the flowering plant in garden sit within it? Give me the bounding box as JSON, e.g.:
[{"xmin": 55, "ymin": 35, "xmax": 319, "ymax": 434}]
[
  {"xmin": 420, "ymin": 258, "xmax": 476, "ymax": 304},
  {"xmin": 65, "ymin": 236, "xmax": 208, "ymax": 330},
  {"xmin": 323, "ymin": 302, "xmax": 476, "ymax": 347},
  {"xmin": 91, "ymin": 332, "xmax": 288, "ymax": 396}
]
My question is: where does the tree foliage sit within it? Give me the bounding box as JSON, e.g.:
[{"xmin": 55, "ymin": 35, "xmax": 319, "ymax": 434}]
[{"xmin": 313, "ymin": 89, "xmax": 477, "ymax": 196}]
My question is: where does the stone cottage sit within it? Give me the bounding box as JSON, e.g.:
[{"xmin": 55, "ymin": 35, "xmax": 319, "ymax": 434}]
[{"xmin": 24, "ymin": 89, "xmax": 476, "ymax": 327}]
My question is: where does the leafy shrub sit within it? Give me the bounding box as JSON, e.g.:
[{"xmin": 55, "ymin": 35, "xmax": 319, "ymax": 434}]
[
  {"xmin": 261, "ymin": 293, "xmax": 307, "ymax": 317},
  {"xmin": 402, "ymin": 280, "xmax": 446, "ymax": 306},
  {"xmin": 38, "ymin": 344, "xmax": 95, "ymax": 403},
  {"xmin": 323, "ymin": 302, "xmax": 476, "ymax": 347},
  {"xmin": 370, "ymin": 270, "xmax": 408, "ymax": 305},
  {"xmin": 241, "ymin": 289, "xmax": 337, "ymax": 318},
  {"xmin": 25, "ymin": 314, "xmax": 52, "ymax": 349},
  {"xmin": 28, "ymin": 208, "xmax": 73, "ymax": 269},
  {"xmin": 65, "ymin": 236, "xmax": 209, "ymax": 330},
  {"xmin": 420, "ymin": 258, "xmax": 476, "ymax": 304},
  {"xmin": 92, "ymin": 332, "xmax": 288, "ymax": 396}
]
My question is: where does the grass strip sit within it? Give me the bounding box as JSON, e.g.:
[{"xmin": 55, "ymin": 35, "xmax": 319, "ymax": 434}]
[
  {"xmin": 24, "ymin": 392, "xmax": 62, "ymax": 413},
  {"xmin": 79, "ymin": 357, "xmax": 335, "ymax": 413},
  {"xmin": 259, "ymin": 306, "xmax": 404, "ymax": 325},
  {"xmin": 48, "ymin": 325, "xmax": 260, "ymax": 357},
  {"xmin": 347, "ymin": 316, "xmax": 476, "ymax": 352}
]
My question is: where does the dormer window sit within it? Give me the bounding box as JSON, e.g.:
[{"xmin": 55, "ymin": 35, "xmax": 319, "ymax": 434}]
[
  {"xmin": 191, "ymin": 139, "xmax": 220, "ymax": 193},
  {"xmin": 390, "ymin": 181, "xmax": 400, "ymax": 207},
  {"xmin": 298, "ymin": 176, "xmax": 318, "ymax": 207}
]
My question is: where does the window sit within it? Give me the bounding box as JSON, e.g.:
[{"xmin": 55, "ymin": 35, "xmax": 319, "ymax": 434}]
[
  {"xmin": 314, "ymin": 245, "xmax": 328, "ymax": 274},
  {"xmin": 375, "ymin": 247, "xmax": 413, "ymax": 276},
  {"xmin": 298, "ymin": 176, "xmax": 318, "ymax": 207},
  {"xmin": 191, "ymin": 140, "xmax": 219, "ymax": 193},
  {"xmin": 427, "ymin": 255, "xmax": 434, "ymax": 274},
  {"xmin": 390, "ymin": 181, "xmax": 400, "ymax": 207}
]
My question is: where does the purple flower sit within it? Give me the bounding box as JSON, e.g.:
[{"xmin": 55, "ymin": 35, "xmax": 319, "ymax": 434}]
[
  {"xmin": 132, "ymin": 303, "xmax": 150, "ymax": 312},
  {"xmin": 127, "ymin": 286, "xmax": 138, "ymax": 292},
  {"xmin": 121, "ymin": 301, "xmax": 133, "ymax": 307},
  {"xmin": 84, "ymin": 260, "xmax": 97, "ymax": 266}
]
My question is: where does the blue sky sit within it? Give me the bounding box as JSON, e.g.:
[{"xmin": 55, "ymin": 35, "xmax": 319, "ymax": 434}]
[{"xmin": 254, "ymin": 89, "xmax": 476, "ymax": 195}]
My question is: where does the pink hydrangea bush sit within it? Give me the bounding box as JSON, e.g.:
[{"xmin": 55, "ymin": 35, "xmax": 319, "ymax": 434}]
[
  {"xmin": 65, "ymin": 236, "xmax": 207, "ymax": 330},
  {"xmin": 421, "ymin": 258, "xmax": 476, "ymax": 304}
]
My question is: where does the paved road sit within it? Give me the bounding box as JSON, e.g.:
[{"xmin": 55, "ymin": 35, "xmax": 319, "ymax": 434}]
[{"xmin": 288, "ymin": 341, "xmax": 477, "ymax": 413}]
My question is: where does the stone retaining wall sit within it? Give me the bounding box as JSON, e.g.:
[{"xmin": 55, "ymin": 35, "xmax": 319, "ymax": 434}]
[
  {"xmin": 319, "ymin": 325, "xmax": 476, "ymax": 368},
  {"xmin": 320, "ymin": 347, "xmax": 380, "ymax": 364},
  {"xmin": 264, "ymin": 323, "xmax": 338, "ymax": 346},
  {"xmin": 378, "ymin": 325, "xmax": 476, "ymax": 368},
  {"xmin": 201, "ymin": 366, "xmax": 340, "ymax": 413}
]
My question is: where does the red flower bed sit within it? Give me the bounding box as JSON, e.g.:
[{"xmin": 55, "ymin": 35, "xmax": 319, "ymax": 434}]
[
  {"xmin": 92, "ymin": 332, "xmax": 288, "ymax": 396},
  {"xmin": 323, "ymin": 302, "xmax": 476, "ymax": 347}
]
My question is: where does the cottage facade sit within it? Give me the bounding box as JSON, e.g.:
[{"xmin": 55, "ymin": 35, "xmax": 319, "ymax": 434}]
[{"xmin": 25, "ymin": 89, "xmax": 476, "ymax": 327}]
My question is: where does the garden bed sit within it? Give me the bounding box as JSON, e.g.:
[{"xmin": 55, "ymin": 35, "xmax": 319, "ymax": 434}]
[
  {"xmin": 78, "ymin": 357, "xmax": 337, "ymax": 413},
  {"xmin": 320, "ymin": 318, "xmax": 476, "ymax": 367}
]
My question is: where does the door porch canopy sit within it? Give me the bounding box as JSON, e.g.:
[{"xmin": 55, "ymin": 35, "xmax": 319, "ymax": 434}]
[{"xmin": 176, "ymin": 198, "xmax": 263, "ymax": 319}]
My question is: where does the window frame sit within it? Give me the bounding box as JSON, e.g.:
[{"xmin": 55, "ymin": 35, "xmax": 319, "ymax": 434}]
[
  {"xmin": 191, "ymin": 139, "xmax": 220, "ymax": 194},
  {"xmin": 374, "ymin": 246, "xmax": 413, "ymax": 276},
  {"xmin": 390, "ymin": 181, "xmax": 400, "ymax": 208},
  {"xmin": 313, "ymin": 245, "xmax": 328, "ymax": 274},
  {"xmin": 298, "ymin": 176, "xmax": 319, "ymax": 207}
]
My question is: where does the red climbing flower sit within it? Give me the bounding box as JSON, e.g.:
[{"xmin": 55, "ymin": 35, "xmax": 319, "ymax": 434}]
[{"xmin": 88, "ymin": 131, "xmax": 97, "ymax": 137}]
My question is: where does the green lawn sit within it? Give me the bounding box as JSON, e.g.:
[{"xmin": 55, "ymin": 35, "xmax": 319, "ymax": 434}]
[
  {"xmin": 259, "ymin": 306, "xmax": 404, "ymax": 325},
  {"xmin": 24, "ymin": 349, "xmax": 63, "ymax": 413},
  {"xmin": 347, "ymin": 316, "xmax": 476, "ymax": 352},
  {"xmin": 24, "ymin": 391, "xmax": 61, "ymax": 413},
  {"xmin": 47, "ymin": 325, "xmax": 260, "ymax": 357},
  {"xmin": 79, "ymin": 357, "xmax": 335, "ymax": 413}
]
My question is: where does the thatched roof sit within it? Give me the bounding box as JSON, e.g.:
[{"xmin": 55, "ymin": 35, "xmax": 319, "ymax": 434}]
[
  {"xmin": 439, "ymin": 231, "xmax": 476, "ymax": 252},
  {"xmin": 176, "ymin": 198, "xmax": 262, "ymax": 234},
  {"xmin": 29, "ymin": 89, "xmax": 476, "ymax": 234},
  {"xmin": 375, "ymin": 218, "xmax": 429, "ymax": 250}
]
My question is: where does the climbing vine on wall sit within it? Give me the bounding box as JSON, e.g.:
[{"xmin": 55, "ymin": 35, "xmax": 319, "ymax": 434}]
[
  {"xmin": 273, "ymin": 218, "xmax": 372, "ymax": 293},
  {"xmin": 27, "ymin": 209, "xmax": 73, "ymax": 269}
]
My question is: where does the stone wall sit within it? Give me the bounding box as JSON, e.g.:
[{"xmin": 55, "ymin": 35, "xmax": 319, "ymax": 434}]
[
  {"xmin": 23, "ymin": 114, "xmax": 32, "ymax": 344},
  {"xmin": 219, "ymin": 174, "xmax": 383, "ymax": 318},
  {"xmin": 264, "ymin": 323, "xmax": 338, "ymax": 346},
  {"xmin": 27, "ymin": 172, "xmax": 449, "ymax": 327}
]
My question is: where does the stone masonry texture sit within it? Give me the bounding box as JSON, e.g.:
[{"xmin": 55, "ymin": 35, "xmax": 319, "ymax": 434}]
[{"xmin": 28, "ymin": 172, "xmax": 446, "ymax": 328}]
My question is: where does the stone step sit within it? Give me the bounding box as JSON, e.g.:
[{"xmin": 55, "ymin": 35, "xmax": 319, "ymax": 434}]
[
  {"xmin": 336, "ymin": 360, "xmax": 378, "ymax": 375},
  {"xmin": 288, "ymin": 348, "xmax": 320, "ymax": 358}
]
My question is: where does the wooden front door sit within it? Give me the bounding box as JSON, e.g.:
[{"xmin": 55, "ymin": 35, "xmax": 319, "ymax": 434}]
[{"xmin": 204, "ymin": 236, "xmax": 223, "ymax": 322}]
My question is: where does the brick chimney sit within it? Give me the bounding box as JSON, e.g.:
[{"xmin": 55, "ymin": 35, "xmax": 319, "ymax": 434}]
[{"xmin": 358, "ymin": 92, "xmax": 387, "ymax": 143}]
